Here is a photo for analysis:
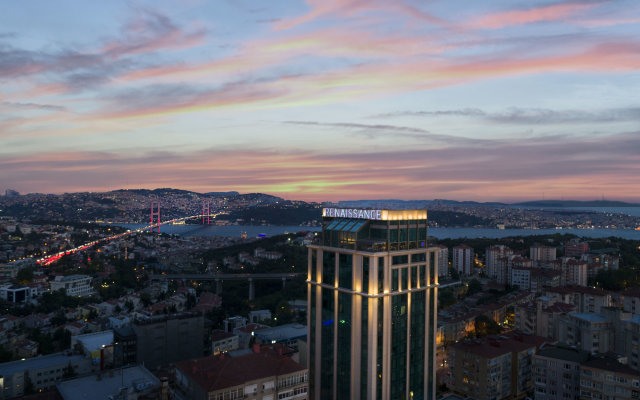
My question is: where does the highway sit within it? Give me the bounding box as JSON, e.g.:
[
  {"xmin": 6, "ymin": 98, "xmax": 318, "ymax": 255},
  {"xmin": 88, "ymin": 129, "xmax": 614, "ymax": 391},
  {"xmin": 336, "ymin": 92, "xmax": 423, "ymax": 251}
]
[{"xmin": 36, "ymin": 214, "xmax": 212, "ymax": 266}]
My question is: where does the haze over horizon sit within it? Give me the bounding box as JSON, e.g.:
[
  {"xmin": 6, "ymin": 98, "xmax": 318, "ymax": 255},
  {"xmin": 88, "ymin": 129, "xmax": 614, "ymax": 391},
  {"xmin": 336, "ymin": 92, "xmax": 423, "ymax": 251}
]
[{"xmin": 1, "ymin": 1, "xmax": 639, "ymax": 202}]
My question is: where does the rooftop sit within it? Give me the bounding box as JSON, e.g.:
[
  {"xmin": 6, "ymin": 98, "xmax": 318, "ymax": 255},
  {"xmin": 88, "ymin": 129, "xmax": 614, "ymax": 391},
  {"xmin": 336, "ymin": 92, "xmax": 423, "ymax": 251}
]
[
  {"xmin": 535, "ymin": 344, "xmax": 590, "ymax": 363},
  {"xmin": 545, "ymin": 285, "xmax": 611, "ymax": 296},
  {"xmin": 450, "ymin": 331, "xmax": 549, "ymax": 359},
  {"xmin": 569, "ymin": 312, "xmax": 608, "ymax": 323},
  {"xmin": 254, "ymin": 323, "xmax": 307, "ymax": 342},
  {"xmin": 176, "ymin": 346, "xmax": 306, "ymax": 392},
  {"xmin": 55, "ymin": 274, "xmax": 91, "ymax": 282},
  {"xmin": 0, "ymin": 352, "xmax": 86, "ymax": 376},
  {"xmin": 56, "ymin": 366, "xmax": 160, "ymax": 400},
  {"xmin": 72, "ymin": 330, "xmax": 114, "ymax": 353},
  {"xmin": 211, "ymin": 329, "xmax": 237, "ymax": 342},
  {"xmin": 582, "ymin": 356, "xmax": 639, "ymax": 376}
]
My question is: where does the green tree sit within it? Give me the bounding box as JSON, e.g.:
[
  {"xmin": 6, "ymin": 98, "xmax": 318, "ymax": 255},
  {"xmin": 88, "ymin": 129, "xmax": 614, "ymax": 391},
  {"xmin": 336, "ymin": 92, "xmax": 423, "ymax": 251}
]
[{"xmin": 439, "ymin": 289, "xmax": 456, "ymax": 309}]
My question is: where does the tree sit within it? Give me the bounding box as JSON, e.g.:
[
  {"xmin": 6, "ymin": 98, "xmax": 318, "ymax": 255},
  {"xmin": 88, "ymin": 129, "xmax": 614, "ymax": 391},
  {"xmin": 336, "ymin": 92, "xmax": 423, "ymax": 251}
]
[
  {"xmin": 54, "ymin": 328, "xmax": 72, "ymax": 350},
  {"xmin": 467, "ymin": 279, "xmax": 482, "ymax": 296},
  {"xmin": 16, "ymin": 267, "xmax": 34, "ymax": 284},
  {"xmin": 0, "ymin": 344, "xmax": 13, "ymax": 362},
  {"xmin": 448, "ymin": 266, "xmax": 460, "ymax": 280},
  {"xmin": 51, "ymin": 310, "xmax": 67, "ymax": 326},
  {"xmin": 474, "ymin": 314, "xmax": 502, "ymax": 337},
  {"xmin": 439, "ymin": 289, "xmax": 456, "ymax": 309},
  {"xmin": 140, "ymin": 292, "xmax": 152, "ymax": 307}
]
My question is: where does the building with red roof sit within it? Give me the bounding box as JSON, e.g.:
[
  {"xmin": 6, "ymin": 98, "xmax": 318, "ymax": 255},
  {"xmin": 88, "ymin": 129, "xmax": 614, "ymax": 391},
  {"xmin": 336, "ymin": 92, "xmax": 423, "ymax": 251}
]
[{"xmin": 175, "ymin": 345, "xmax": 308, "ymax": 400}]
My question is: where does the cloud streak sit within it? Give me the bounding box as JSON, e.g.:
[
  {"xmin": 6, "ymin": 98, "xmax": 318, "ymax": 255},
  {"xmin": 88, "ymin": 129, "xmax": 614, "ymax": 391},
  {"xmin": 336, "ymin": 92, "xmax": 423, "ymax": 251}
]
[
  {"xmin": 2, "ymin": 131, "xmax": 638, "ymax": 201},
  {"xmin": 468, "ymin": 1, "xmax": 601, "ymax": 29},
  {"xmin": 374, "ymin": 107, "xmax": 640, "ymax": 125}
]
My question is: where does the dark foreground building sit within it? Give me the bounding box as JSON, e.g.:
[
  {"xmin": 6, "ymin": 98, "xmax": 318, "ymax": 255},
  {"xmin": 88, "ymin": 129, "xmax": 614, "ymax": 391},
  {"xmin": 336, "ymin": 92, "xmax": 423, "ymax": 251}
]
[
  {"xmin": 307, "ymin": 208, "xmax": 440, "ymax": 399},
  {"xmin": 132, "ymin": 312, "xmax": 204, "ymax": 370}
]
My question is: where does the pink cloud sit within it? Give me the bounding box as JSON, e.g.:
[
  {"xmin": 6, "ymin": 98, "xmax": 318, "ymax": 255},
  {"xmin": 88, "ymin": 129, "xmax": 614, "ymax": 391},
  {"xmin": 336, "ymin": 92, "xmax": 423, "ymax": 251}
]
[
  {"xmin": 100, "ymin": 10, "xmax": 206, "ymax": 59},
  {"xmin": 469, "ymin": 2, "xmax": 600, "ymax": 29},
  {"xmin": 2, "ymin": 131, "xmax": 639, "ymax": 202},
  {"xmin": 274, "ymin": 0, "xmax": 447, "ymax": 31},
  {"xmin": 96, "ymin": 39, "xmax": 640, "ymax": 120}
]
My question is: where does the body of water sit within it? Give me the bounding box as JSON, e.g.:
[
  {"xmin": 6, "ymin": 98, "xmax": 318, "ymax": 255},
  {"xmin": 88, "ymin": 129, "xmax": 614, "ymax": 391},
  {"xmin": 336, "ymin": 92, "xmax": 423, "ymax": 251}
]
[
  {"xmin": 116, "ymin": 223, "xmax": 320, "ymax": 238},
  {"xmin": 114, "ymin": 223, "xmax": 640, "ymax": 240},
  {"xmin": 428, "ymin": 227, "xmax": 640, "ymax": 240}
]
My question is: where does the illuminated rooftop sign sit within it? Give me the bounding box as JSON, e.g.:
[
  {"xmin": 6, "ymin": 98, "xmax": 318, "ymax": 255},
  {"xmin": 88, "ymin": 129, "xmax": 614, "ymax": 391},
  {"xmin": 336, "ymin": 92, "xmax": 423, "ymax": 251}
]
[{"xmin": 322, "ymin": 208, "xmax": 427, "ymax": 221}]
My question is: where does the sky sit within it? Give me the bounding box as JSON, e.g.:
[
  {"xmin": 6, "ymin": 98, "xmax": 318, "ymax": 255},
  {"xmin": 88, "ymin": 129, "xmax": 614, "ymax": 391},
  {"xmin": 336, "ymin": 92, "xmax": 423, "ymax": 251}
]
[{"xmin": 1, "ymin": 0, "xmax": 639, "ymax": 202}]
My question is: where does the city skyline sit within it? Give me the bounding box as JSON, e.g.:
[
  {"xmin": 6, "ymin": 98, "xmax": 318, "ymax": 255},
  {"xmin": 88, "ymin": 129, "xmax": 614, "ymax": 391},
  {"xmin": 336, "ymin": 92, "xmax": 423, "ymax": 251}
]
[{"xmin": 1, "ymin": 0, "xmax": 639, "ymax": 202}]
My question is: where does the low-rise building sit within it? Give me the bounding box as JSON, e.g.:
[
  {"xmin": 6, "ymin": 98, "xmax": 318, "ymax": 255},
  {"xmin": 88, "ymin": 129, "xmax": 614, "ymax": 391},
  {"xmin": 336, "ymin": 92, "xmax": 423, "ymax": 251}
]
[
  {"xmin": 254, "ymin": 323, "xmax": 307, "ymax": 353},
  {"xmin": 211, "ymin": 330, "xmax": 239, "ymax": 356},
  {"xmin": 50, "ymin": 274, "xmax": 93, "ymax": 297},
  {"xmin": 0, "ymin": 284, "xmax": 37, "ymax": 303},
  {"xmin": 56, "ymin": 365, "xmax": 164, "ymax": 400},
  {"xmin": 249, "ymin": 309, "xmax": 272, "ymax": 323},
  {"xmin": 0, "ymin": 352, "xmax": 92, "ymax": 398},
  {"xmin": 235, "ymin": 323, "xmax": 269, "ymax": 349},
  {"xmin": 71, "ymin": 330, "xmax": 114, "ymax": 369},
  {"xmin": 175, "ymin": 345, "xmax": 308, "ymax": 400}
]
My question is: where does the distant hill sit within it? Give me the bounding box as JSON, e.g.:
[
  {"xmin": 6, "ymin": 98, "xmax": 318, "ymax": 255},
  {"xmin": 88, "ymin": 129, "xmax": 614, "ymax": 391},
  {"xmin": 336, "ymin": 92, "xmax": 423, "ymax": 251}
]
[
  {"xmin": 204, "ymin": 191, "xmax": 239, "ymax": 197},
  {"xmin": 515, "ymin": 200, "xmax": 640, "ymax": 207}
]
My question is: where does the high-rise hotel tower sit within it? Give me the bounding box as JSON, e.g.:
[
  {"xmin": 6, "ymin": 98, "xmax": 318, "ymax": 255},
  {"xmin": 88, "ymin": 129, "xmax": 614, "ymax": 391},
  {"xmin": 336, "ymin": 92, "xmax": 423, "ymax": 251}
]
[{"xmin": 307, "ymin": 208, "xmax": 439, "ymax": 400}]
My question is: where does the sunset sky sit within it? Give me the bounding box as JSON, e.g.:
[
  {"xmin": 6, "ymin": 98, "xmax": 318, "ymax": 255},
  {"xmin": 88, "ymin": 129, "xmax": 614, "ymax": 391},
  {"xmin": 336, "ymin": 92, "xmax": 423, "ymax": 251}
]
[{"xmin": 1, "ymin": 0, "xmax": 639, "ymax": 202}]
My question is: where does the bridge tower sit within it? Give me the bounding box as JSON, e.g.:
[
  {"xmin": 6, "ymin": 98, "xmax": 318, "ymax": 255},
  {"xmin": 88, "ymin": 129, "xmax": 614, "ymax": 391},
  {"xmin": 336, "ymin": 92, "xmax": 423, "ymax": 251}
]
[
  {"xmin": 202, "ymin": 201, "xmax": 210, "ymax": 225},
  {"xmin": 150, "ymin": 201, "xmax": 160, "ymax": 233}
]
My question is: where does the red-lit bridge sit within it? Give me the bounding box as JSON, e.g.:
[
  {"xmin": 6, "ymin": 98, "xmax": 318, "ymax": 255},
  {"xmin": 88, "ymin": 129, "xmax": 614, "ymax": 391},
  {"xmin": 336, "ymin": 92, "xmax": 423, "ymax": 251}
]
[{"xmin": 36, "ymin": 213, "xmax": 213, "ymax": 266}]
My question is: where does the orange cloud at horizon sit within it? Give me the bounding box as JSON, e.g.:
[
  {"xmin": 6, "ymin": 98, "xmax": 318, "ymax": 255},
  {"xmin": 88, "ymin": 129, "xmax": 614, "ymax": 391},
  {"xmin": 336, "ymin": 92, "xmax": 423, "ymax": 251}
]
[{"xmin": 2, "ymin": 144, "xmax": 639, "ymax": 203}]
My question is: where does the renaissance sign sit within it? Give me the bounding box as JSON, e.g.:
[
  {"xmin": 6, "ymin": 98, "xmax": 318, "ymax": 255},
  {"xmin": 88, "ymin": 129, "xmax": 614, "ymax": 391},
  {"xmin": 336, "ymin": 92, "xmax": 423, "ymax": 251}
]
[{"xmin": 322, "ymin": 208, "xmax": 383, "ymax": 220}]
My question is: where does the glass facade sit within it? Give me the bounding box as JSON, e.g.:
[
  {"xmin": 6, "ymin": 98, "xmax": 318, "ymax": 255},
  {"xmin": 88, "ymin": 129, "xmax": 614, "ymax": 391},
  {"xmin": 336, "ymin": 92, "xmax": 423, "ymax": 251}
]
[{"xmin": 308, "ymin": 209, "xmax": 438, "ymax": 400}]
